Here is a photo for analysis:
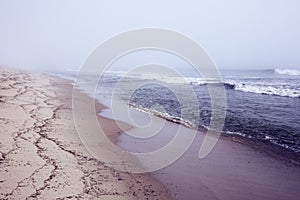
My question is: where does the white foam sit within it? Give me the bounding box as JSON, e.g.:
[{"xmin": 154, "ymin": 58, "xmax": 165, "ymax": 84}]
[
  {"xmin": 274, "ymin": 68, "xmax": 300, "ymax": 76},
  {"xmin": 234, "ymin": 84, "xmax": 300, "ymax": 98},
  {"xmin": 225, "ymin": 79, "xmax": 300, "ymax": 98},
  {"xmin": 130, "ymin": 104, "xmax": 196, "ymax": 129},
  {"xmin": 48, "ymin": 72, "xmax": 75, "ymax": 82},
  {"xmin": 119, "ymin": 72, "xmax": 208, "ymax": 85}
]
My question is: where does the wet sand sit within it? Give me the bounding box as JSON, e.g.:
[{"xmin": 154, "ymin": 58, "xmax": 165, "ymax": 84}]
[
  {"xmin": 0, "ymin": 67, "xmax": 170, "ymax": 199},
  {"xmin": 113, "ymin": 104, "xmax": 300, "ymax": 200}
]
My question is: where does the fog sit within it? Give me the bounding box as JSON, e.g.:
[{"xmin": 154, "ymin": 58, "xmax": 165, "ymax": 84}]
[{"xmin": 0, "ymin": 0, "xmax": 300, "ymax": 71}]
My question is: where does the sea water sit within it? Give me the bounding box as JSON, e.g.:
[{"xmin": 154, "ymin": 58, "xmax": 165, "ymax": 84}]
[{"xmin": 54, "ymin": 68, "xmax": 300, "ymax": 158}]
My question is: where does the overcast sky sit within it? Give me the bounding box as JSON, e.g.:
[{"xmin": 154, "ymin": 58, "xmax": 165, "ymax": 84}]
[{"xmin": 0, "ymin": 0, "xmax": 299, "ymax": 71}]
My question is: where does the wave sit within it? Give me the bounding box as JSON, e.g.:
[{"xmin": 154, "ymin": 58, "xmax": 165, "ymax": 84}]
[
  {"xmin": 114, "ymin": 72, "xmax": 220, "ymax": 85},
  {"xmin": 49, "ymin": 72, "xmax": 76, "ymax": 82},
  {"xmin": 54, "ymin": 71, "xmax": 300, "ymax": 99},
  {"xmin": 274, "ymin": 68, "xmax": 300, "ymax": 76},
  {"xmin": 130, "ymin": 104, "xmax": 197, "ymax": 129},
  {"xmin": 224, "ymin": 81, "xmax": 300, "ymax": 98},
  {"xmin": 124, "ymin": 71, "xmax": 300, "ymax": 98}
]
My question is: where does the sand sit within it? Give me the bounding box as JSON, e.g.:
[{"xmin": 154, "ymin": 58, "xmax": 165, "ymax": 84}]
[
  {"xmin": 151, "ymin": 125, "xmax": 300, "ymax": 200},
  {"xmin": 0, "ymin": 67, "xmax": 170, "ymax": 199},
  {"xmin": 1, "ymin": 67, "xmax": 299, "ymax": 200}
]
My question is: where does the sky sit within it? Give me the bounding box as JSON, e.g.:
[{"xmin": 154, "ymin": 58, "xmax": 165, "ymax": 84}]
[{"xmin": 0, "ymin": 0, "xmax": 300, "ymax": 71}]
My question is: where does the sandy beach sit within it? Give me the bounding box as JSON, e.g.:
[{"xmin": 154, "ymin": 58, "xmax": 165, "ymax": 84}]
[
  {"xmin": 1, "ymin": 67, "xmax": 300, "ymax": 200},
  {"xmin": 0, "ymin": 67, "xmax": 170, "ymax": 199}
]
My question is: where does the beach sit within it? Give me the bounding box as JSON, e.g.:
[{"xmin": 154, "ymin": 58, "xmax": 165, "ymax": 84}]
[
  {"xmin": 1, "ymin": 67, "xmax": 300, "ymax": 200},
  {"xmin": 0, "ymin": 67, "xmax": 170, "ymax": 199}
]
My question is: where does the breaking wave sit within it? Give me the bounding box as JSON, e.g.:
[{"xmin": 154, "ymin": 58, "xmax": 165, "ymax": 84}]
[
  {"xmin": 223, "ymin": 81, "xmax": 300, "ymax": 98},
  {"xmin": 130, "ymin": 104, "xmax": 197, "ymax": 129},
  {"xmin": 274, "ymin": 68, "xmax": 300, "ymax": 76}
]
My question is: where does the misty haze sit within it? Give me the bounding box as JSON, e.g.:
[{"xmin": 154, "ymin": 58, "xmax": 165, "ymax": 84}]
[{"xmin": 0, "ymin": 1, "xmax": 299, "ymax": 200}]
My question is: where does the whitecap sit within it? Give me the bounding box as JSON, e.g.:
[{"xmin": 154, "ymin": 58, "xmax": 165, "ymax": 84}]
[{"xmin": 274, "ymin": 68, "xmax": 300, "ymax": 76}]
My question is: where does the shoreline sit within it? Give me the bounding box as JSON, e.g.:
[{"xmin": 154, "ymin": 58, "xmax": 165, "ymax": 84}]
[
  {"xmin": 221, "ymin": 132, "xmax": 300, "ymax": 166},
  {"xmin": 91, "ymin": 81, "xmax": 300, "ymax": 199},
  {"xmin": 135, "ymin": 108, "xmax": 300, "ymax": 165},
  {"xmin": 65, "ymin": 69, "xmax": 300, "ymax": 199},
  {"xmin": 53, "ymin": 69, "xmax": 300, "ymax": 163},
  {"xmin": 0, "ymin": 67, "xmax": 171, "ymax": 199},
  {"xmin": 98, "ymin": 97, "xmax": 300, "ymax": 166}
]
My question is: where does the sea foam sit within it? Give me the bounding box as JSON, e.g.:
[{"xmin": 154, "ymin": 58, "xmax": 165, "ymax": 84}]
[
  {"xmin": 224, "ymin": 80, "xmax": 300, "ymax": 98},
  {"xmin": 274, "ymin": 68, "xmax": 300, "ymax": 76}
]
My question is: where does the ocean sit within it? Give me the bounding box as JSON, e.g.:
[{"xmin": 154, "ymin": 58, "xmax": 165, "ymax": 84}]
[{"xmin": 54, "ymin": 68, "xmax": 300, "ymax": 160}]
